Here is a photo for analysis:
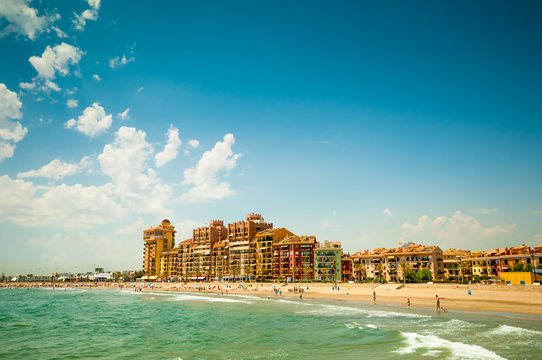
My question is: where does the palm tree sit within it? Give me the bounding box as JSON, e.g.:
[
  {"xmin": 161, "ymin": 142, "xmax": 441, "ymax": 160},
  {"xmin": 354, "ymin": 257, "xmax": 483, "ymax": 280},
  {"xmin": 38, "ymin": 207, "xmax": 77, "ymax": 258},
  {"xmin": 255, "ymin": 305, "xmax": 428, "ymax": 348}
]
[
  {"xmin": 399, "ymin": 261, "xmax": 409, "ymax": 284},
  {"xmin": 376, "ymin": 263, "xmax": 383, "ymax": 283},
  {"xmin": 354, "ymin": 263, "xmax": 365, "ymax": 282},
  {"xmin": 302, "ymin": 265, "xmax": 312, "ymax": 282},
  {"xmin": 231, "ymin": 265, "xmax": 239, "ymax": 282},
  {"xmin": 459, "ymin": 261, "xmax": 469, "ymax": 284}
]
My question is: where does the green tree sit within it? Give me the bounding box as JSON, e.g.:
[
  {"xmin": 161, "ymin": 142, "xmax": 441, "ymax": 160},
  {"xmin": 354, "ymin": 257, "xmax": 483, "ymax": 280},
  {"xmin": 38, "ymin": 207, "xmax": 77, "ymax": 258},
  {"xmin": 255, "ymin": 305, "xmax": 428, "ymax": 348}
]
[
  {"xmin": 399, "ymin": 261, "xmax": 409, "ymax": 284},
  {"xmin": 376, "ymin": 263, "xmax": 383, "ymax": 283}
]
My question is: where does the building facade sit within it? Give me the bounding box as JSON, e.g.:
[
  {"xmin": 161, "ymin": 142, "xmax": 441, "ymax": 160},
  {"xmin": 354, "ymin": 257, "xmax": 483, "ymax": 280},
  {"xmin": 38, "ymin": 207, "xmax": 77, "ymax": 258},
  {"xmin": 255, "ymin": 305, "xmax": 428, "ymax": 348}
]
[
  {"xmin": 228, "ymin": 213, "xmax": 273, "ymax": 279},
  {"xmin": 314, "ymin": 241, "xmax": 342, "ymax": 282},
  {"xmin": 193, "ymin": 220, "xmax": 227, "ymax": 279},
  {"xmin": 143, "ymin": 219, "xmax": 176, "ymax": 279},
  {"xmin": 255, "ymin": 228, "xmax": 294, "ymax": 281},
  {"xmin": 272, "ymin": 235, "xmax": 316, "ymax": 281}
]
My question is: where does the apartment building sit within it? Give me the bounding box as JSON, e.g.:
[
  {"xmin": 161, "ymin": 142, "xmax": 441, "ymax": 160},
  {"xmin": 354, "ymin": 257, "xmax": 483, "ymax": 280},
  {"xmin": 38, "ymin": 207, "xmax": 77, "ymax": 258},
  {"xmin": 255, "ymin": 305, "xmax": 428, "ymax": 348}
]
[
  {"xmin": 272, "ymin": 235, "xmax": 316, "ymax": 281},
  {"xmin": 352, "ymin": 243, "xmax": 444, "ymax": 282},
  {"xmin": 193, "ymin": 220, "xmax": 227, "ymax": 279},
  {"xmin": 255, "ymin": 228, "xmax": 294, "ymax": 281},
  {"xmin": 228, "ymin": 213, "xmax": 273, "ymax": 279},
  {"xmin": 314, "ymin": 241, "xmax": 342, "ymax": 282},
  {"xmin": 142, "ymin": 219, "xmax": 176, "ymax": 279}
]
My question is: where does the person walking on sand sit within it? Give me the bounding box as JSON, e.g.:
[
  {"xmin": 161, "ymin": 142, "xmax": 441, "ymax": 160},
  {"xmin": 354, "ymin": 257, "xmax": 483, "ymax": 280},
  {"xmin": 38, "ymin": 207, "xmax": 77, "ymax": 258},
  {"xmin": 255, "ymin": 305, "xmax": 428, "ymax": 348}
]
[
  {"xmin": 373, "ymin": 290, "xmax": 376, "ymax": 304},
  {"xmin": 436, "ymin": 295, "xmax": 441, "ymax": 311},
  {"xmin": 407, "ymin": 298, "xmax": 411, "ymax": 308}
]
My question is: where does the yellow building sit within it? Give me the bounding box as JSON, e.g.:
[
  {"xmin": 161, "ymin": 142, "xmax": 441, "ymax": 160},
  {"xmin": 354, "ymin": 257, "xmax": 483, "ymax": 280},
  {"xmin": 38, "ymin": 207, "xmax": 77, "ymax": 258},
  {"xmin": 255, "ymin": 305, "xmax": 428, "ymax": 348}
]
[
  {"xmin": 500, "ymin": 272, "xmax": 535, "ymax": 285},
  {"xmin": 442, "ymin": 249, "xmax": 470, "ymax": 281},
  {"xmin": 179, "ymin": 238, "xmax": 194, "ymax": 280},
  {"xmin": 255, "ymin": 228, "xmax": 294, "ymax": 281},
  {"xmin": 143, "ymin": 219, "xmax": 176, "ymax": 279},
  {"xmin": 160, "ymin": 246, "xmax": 180, "ymax": 280}
]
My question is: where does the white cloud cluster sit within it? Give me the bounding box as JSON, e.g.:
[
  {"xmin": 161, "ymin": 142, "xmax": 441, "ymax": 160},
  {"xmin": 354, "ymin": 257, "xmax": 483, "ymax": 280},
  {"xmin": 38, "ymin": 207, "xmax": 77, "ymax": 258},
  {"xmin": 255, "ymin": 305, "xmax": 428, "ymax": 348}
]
[
  {"xmin": 188, "ymin": 139, "xmax": 199, "ymax": 148},
  {"xmin": 17, "ymin": 156, "xmax": 91, "ymax": 180},
  {"xmin": 66, "ymin": 99, "xmax": 78, "ymax": 108},
  {"xmin": 0, "ymin": 83, "xmax": 27, "ymax": 160},
  {"xmin": 155, "ymin": 125, "xmax": 181, "ymax": 167},
  {"xmin": 66, "ymin": 102, "xmax": 112, "ymax": 137},
  {"xmin": 181, "ymin": 134, "xmax": 241, "ymax": 203},
  {"xmin": 0, "ymin": 175, "xmax": 125, "ymax": 228},
  {"xmin": 109, "ymin": 55, "xmax": 134, "ymax": 68},
  {"xmin": 0, "ymin": 0, "xmax": 58, "ymax": 40},
  {"xmin": 384, "ymin": 208, "xmax": 393, "ymax": 217},
  {"xmin": 92, "ymin": 74, "xmax": 101, "ymax": 81},
  {"xmin": 117, "ymin": 108, "xmax": 130, "ymax": 121},
  {"xmin": 20, "ymin": 43, "xmax": 84, "ymax": 92},
  {"xmin": 400, "ymin": 211, "xmax": 515, "ymax": 249},
  {"xmin": 98, "ymin": 126, "xmax": 171, "ymax": 213},
  {"xmin": 73, "ymin": 0, "xmax": 100, "ymax": 31}
]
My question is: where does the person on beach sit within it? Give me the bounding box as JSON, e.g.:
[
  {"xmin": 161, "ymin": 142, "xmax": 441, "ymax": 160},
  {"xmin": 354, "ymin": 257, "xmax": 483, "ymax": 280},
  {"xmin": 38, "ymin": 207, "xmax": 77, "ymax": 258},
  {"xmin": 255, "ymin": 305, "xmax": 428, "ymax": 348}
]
[
  {"xmin": 436, "ymin": 295, "xmax": 441, "ymax": 311},
  {"xmin": 407, "ymin": 298, "xmax": 411, "ymax": 308},
  {"xmin": 373, "ymin": 291, "xmax": 376, "ymax": 304}
]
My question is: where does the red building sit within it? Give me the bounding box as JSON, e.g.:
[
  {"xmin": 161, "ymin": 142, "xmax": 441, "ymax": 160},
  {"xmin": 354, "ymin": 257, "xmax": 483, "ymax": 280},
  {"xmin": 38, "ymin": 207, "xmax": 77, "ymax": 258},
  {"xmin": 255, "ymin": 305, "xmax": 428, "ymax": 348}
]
[{"xmin": 273, "ymin": 235, "xmax": 316, "ymax": 281}]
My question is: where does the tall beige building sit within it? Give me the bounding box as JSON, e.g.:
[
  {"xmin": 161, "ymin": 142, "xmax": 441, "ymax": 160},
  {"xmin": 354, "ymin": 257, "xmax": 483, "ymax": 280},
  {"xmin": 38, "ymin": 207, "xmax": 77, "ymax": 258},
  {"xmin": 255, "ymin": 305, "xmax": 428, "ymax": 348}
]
[
  {"xmin": 143, "ymin": 219, "xmax": 176, "ymax": 279},
  {"xmin": 192, "ymin": 220, "xmax": 228, "ymax": 278},
  {"xmin": 228, "ymin": 213, "xmax": 273, "ymax": 279}
]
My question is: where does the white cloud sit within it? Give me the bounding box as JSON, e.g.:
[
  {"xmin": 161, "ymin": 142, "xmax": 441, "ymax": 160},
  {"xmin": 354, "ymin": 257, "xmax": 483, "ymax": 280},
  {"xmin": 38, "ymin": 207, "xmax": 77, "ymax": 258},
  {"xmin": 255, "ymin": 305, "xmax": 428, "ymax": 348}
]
[
  {"xmin": 65, "ymin": 102, "xmax": 112, "ymax": 138},
  {"xmin": 188, "ymin": 139, "xmax": 200, "ymax": 149},
  {"xmin": 115, "ymin": 217, "xmax": 146, "ymax": 235},
  {"xmin": 384, "ymin": 208, "xmax": 393, "ymax": 217},
  {"xmin": 531, "ymin": 210, "xmax": 542, "ymax": 215},
  {"xmin": 109, "ymin": 55, "xmax": 134, "ymax": 68},
  {"xmin": 117, "ymin": 108, "xmax": 130, "ymax": 121},
  {"xmin": 21, "ymin": 43, "xmax": 84, "ymax": 92},
  {"xmin": 400, "ymin": 211, "xmax": 515, "ymax": 249},
  {"xmin": 155, "ymin": 125, "xmax": 181, "ymax": 167},
  {"xmin": 98, "ymin": 126, "xmax": 171, "ymax": 213},
  {"xmin": 51, "ymin": 26, "xmax": 66, "ymax": 38},
  {"xmin": 73, "ymin": 0, "xmax": 101, "ymax": 31},
  {"xmin": 136, "ymin": 86, "xmax": 144, "ymax": 93},
  {"xmin": 92, "ymin": 74, "xmax": 101, "ymax": 81},
  {"xmin": 66, "ymin": 99, "xmax": 78, "ymax": 108},
  {"xmin": 0, "ymin": 174, "xmax": 125, "ymax": 229},
  {"xmin": 181, "ymin": 134, "xmax": 241, "ymax": 203},
  {"xmin": 0, "ymin": 0, "xmax": 57, "ymax": 40},
  {"xmin": 17, "ymin": 156, "xmax": 92, "ymax": 180},
  {"xmin": 0, "ymin": 83, "xmax": 27, "ymax": 160},
  {"xmin": 472, "ymin": 208, "xmax": 498, "ymax": 215}
]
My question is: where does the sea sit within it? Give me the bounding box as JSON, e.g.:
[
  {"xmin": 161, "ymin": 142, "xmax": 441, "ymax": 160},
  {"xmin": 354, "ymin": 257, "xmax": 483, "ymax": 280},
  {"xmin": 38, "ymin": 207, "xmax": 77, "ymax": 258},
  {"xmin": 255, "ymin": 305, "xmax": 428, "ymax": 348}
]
[{"xmin": 0, "ymin": 288, "xmax": 541, "ymax": 359}]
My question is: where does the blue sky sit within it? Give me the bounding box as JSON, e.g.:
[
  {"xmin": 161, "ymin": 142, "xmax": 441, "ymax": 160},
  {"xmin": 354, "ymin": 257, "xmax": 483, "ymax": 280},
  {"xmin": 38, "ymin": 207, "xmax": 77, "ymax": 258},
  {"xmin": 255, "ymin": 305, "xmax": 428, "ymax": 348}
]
[{"xmin": 1, "ymin": 0, "xmax": 541, "ymax": 275}]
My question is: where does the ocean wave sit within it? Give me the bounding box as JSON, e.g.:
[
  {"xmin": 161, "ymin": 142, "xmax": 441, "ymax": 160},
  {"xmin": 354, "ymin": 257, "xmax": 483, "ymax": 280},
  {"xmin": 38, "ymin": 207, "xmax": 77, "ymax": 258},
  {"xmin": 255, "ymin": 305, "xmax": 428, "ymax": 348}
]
[
  {"xmin": 297, "ymin": 304, "xmax": 430, "ymax": 318},
  {"xmin": 169, "ymin": 294, "xmax": 252, "ymax": 304},
  {"xmin": 487, "ymin": 324, "xmax": 542, "ymax": 337},
  {"xmin": 394, "ymin": 332, "xmax": 506, "ymax": 360},
  {"xmin": 345, "ymin": 322, "xmax": 378, "ymax": 330}
]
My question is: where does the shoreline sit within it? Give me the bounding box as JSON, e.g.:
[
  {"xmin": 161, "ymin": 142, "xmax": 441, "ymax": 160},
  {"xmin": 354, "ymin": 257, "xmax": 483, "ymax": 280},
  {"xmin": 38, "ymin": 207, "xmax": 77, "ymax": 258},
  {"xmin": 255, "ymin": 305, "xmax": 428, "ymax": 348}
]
[{"xmin": 3, "ymin": 281, "xmax": 542, "ymax": 316}]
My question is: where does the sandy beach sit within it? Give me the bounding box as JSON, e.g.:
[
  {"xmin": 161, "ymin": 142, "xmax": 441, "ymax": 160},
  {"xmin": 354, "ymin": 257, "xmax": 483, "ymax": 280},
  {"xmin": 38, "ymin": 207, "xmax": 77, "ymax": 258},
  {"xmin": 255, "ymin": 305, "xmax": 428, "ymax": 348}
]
[{"xmin": 4, "ymin": 281, "xmax": 542, "ymax": 316}]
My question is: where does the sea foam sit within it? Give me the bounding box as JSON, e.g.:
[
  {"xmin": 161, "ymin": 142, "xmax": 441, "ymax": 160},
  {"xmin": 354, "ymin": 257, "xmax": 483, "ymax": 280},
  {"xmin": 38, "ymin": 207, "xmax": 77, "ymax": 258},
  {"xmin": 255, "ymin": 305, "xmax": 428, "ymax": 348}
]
[
  {"xmin": 394, "ymin": 332, "xmax": 506, "ymax": 360},
  {"xmin": 170, "ymin": 294, "xmax": 252, "ymax": 304},
  {"xmin": 297, "ymin": 304, "xmax": 430, "ymax": 318},
  {"xmin": 487, "ymin": 324, "xmax": 542, "ymax": 336}
]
